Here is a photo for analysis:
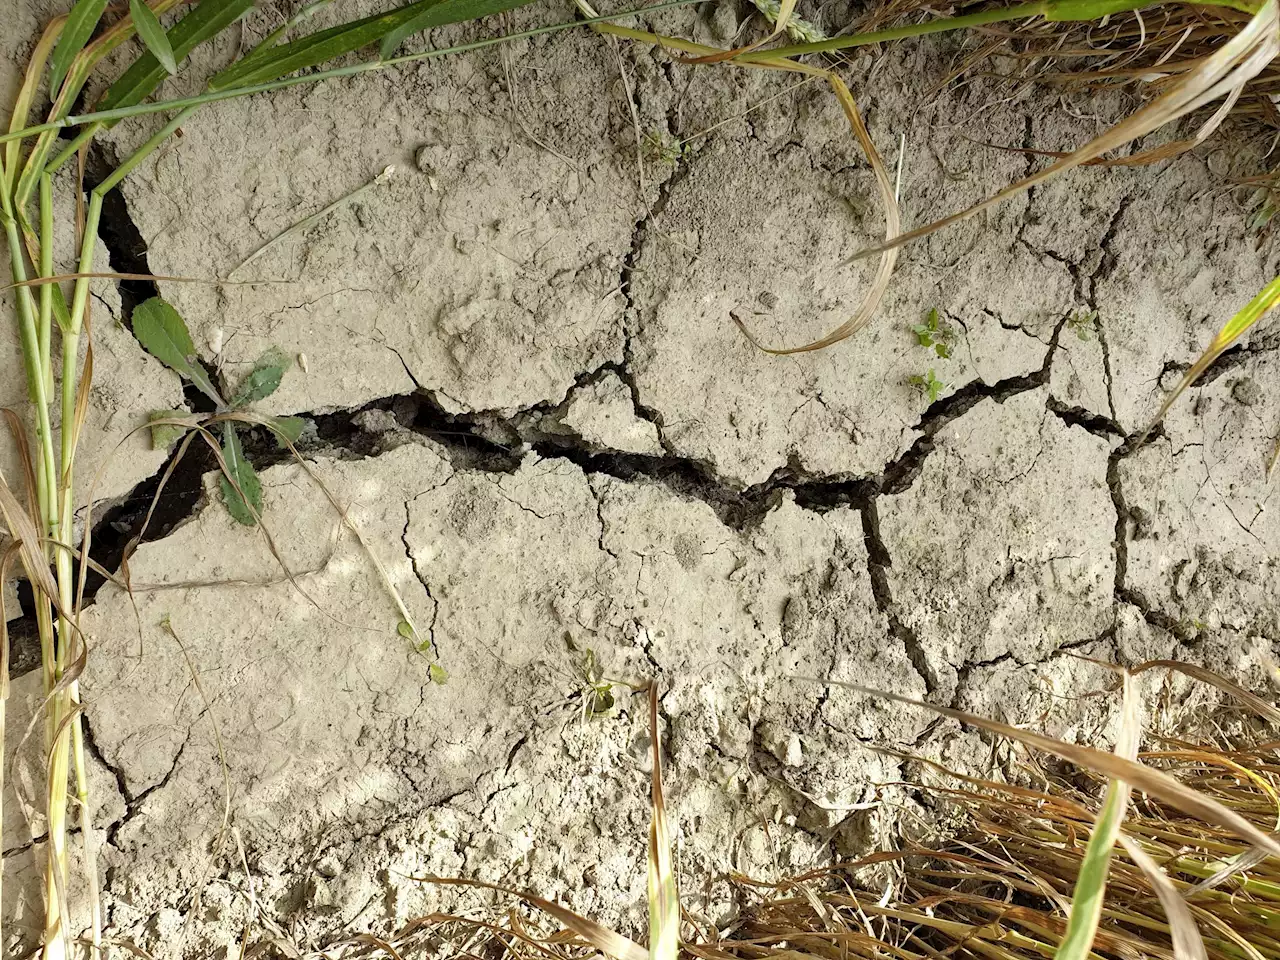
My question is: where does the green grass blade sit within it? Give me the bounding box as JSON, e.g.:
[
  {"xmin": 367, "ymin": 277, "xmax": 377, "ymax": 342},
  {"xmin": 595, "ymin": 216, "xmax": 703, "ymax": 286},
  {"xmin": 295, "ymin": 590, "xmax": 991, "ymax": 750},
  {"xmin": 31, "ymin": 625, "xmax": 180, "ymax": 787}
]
[
  {"xmin": 49, "ymin": 0, "xmax": 109, "ymax": 95},
  {"xmin": 129, "ymin": 0, "xmax": 178, "ymax": 75},
  {"xmin": 1054, "ymin": 673, "xmax": 1139, "ymax": 960},
  {"xmin": 379, "ymin": 0, "xmax": 540, "ymax": 59},
  {"xmin": 210, "ymin": 0, "xmax": 459, "ymax": 89},
  {"xmin": 98, "ymin": 0, "xmax": 256, "ymax": 116},
  {"xmin": 749, "ymin": 1, "xmax": 1043, "ymax": 58}
]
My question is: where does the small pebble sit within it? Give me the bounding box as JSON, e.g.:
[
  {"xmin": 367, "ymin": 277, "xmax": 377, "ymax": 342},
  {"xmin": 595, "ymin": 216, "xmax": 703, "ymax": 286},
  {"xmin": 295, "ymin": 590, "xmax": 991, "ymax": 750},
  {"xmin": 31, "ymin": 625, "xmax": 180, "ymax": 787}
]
[
  {"xmin": 1233, "ymin": 377, "xmax": 1262, "ymax": 406},
  {"xmin": 1129, "ymin": 505, "xmax": 1155, "ymax": 540},
  {"xmin": 415, "ymin": 145, "xmax": 435, "ymax": 175},
  {"xmin": 315, "ymin": 854, "xmax": 342, "ymax": 878}
]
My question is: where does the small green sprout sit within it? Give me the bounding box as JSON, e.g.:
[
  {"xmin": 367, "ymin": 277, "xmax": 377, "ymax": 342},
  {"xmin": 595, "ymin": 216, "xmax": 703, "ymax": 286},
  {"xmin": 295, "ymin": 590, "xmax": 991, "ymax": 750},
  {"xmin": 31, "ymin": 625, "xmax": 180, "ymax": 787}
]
[
  {"xmin": 643, "ymin": 129, "xmax": 689, "ymax": 167},
  {"xmin": 911, "ymin": 308, "xmax": 955, "ymax": 359},
  {"xmin": 566, "ymin": 637, "xmax": 616, "ymax": 715},
  {"xmin": 909, "ymin": 369, "xmax": 947, "ymax": 404},
  {"xmin": 1068, "ymin": 308, "xmax": 1098, "ymax": 341}
]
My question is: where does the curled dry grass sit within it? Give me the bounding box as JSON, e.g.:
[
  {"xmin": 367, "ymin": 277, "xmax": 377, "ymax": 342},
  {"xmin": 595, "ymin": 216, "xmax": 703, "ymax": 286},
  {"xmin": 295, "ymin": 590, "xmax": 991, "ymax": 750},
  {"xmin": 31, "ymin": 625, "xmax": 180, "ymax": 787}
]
[{"xmin": 291, "ymin": 665, "xmax": 1280, "ymax": 960}]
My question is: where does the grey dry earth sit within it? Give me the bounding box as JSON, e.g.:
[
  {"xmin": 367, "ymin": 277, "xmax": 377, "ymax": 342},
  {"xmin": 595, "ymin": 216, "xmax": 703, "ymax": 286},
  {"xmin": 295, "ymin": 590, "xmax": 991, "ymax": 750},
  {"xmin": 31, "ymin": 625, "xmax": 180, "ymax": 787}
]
[{"xmin": 2, "ymin": 0, "xmax": 1280, "ymax": 953}]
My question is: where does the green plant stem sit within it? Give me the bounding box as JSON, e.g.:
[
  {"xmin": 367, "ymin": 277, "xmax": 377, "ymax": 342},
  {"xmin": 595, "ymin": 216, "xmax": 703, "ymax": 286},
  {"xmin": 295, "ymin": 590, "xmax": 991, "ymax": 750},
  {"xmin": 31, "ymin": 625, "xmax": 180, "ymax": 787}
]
[
  {"xmin": 0, "ymin": 0, "xmax": 703, "ymax": 146},
  {"xmin": 45, "ymin": 126, "xmax": 97, "ymax": 179},
  {"xmin": 752, "ymin": 0, "xmax": 1045, "ymax": 58},
  {"xmin": 38, "ymin": 173, "xmax": 54, "ymax": 396},
  {"xmin": 65, "ymin": 191, "xmax": 103, "ymax": 339},
  {"xmin": 0, "ymin": 165, "xmax": 58, "ymax": 535}
]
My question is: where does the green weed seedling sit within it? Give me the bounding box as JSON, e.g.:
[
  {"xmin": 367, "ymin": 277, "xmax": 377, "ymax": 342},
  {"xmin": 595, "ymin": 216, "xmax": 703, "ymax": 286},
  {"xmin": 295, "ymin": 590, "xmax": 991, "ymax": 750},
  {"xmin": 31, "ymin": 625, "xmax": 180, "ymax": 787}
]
[
  {"xmin": 138, "ymin": 296, "xmax": 303, "ymax": 526},
  {"xmin": 565, "ymin": 636, "xmax": 616, "ymax": 716},
  {"xmin": 1068, "ymin": 308, "xmax": 1098, "ymax": 341},
  {"xmin": 912, "ymin": 307, "xmax": 955, "ymax": 359},
  {"xmin": 909, "ymin": 368, "xmax": 947, "ymax": 404},
  {"xmin": 643, "ymin": 128, "xmax": 689, "ymax": 167}
]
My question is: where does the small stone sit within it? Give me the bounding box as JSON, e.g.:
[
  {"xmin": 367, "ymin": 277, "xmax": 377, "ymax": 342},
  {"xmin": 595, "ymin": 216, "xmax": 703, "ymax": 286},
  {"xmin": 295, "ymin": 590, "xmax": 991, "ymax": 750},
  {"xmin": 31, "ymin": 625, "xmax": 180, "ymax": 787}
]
[
  {"xmin": 1233, "ymin": 377, "xmax": 1262, "ymax": 406},
  {"xmin": 414, "ymin": 145, "xmax": 435, "ymax": 175},
  {"xmin": 758, "ymin": 721, "xmax": 803, "ymax": 767},
  {"xmin": 353, "ymin": 202, "xmax": 373, "ymax": 230},
  {"xmin": 1129, "ymin": 504, "xmax": 1155, "ymax": 541},
  {"xmin": 309, "ymin": 876, "xmax": 337, "ymax": 909},
  {"xmin": 353, "ymin": 409, "xmax": 400, "ymax": 435},
  {"xmin": 709, "ymin": 1, "xmax": 739, "ymax": 42},
  {"xmin": 315, "ymin": 854, "xmax": 342, "ymax": 878}
]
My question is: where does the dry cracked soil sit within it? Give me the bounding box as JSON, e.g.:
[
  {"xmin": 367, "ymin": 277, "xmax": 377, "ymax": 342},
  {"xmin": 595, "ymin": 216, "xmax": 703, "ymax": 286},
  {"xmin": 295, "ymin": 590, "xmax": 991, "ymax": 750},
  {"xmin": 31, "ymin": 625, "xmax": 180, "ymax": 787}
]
[{"xmin": 2, "ymin": 0, "xmax": 1280, "ymax": 954}]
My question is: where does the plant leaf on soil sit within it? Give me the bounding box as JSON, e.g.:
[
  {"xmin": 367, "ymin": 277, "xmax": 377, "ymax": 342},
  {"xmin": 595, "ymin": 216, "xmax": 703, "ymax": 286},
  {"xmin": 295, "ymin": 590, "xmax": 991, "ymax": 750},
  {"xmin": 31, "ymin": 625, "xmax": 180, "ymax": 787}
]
[
  {"xmin": 131, "ymin": 297, "xmax": 224, "ymax": 406},
  {"xmin": 99, "ymin": 0, "xmax": 256, "ymax": 116},
  {"xmin": 148, "ymin": 409, "xmax": 190, "ymax": 450},
  {"xmin": 268, "ymin": 416, "xmax": 306, "ymax": 448},
  {"xmin": 129, "ymin": 0, "xmax": 178, "ymax": 74},
  {"xmin": 379, "ymin": 0, "xmax": 541, "ymax": 59},
  {"xmin": 731, "ymin": 73, "xmax": 900, "ymax": 353},
  {"xmin": 49, "ymin": 0, "xmax": 109, "ymax": 95},
  {"xmin": 218, "ymin": 422, "xmax": 263, "ymax": 526},
  {"xmin": 231, "ymin": 347, "xmax": 289, "ymax": 406}
]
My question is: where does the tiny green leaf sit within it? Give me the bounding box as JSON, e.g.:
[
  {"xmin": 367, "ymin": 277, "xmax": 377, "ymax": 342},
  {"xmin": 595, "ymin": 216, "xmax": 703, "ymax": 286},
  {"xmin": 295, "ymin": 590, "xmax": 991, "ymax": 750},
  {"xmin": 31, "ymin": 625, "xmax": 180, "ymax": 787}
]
[
  {"xmin": 911, "ymin": 324, "xmax": 933, "ymax": 348},
  {"xmin": 909, "ymin": 369, "xmax": 946, "ymax": 404},
  {"xmin": 132, "ymin": 297, "xmax": 224, "ymax": 406},
  {"xmin": 428, "ymin": 663, "xmax": 448, "ymax": 684},
  {"xmin": 49, "ymin": 0, "xmax": 110, "ymax": 96},
  {"xmin": 397, "ymin": 620, "xmax": 414, "ymax": 639},
  {"xmin": 231, "ymin": 347, "xmax": 289, "ymax": 406},
  {"xmin": 129, "ymin": 0, "xmax": 179, "ymax": 75},
  {"xmin": 218, "ymin": 422, "xmax": 263, "ymax": 526},
  {"xmin": 934, "ymin": 342, "xmax": 952, "ymax": 359},
  {"xmin": 147, "ymin": 409, "xmax": 190, "ymax": 450},
  {"xmin": 269, "ymin": 415, "xmax": 307, "ymax": 448}
]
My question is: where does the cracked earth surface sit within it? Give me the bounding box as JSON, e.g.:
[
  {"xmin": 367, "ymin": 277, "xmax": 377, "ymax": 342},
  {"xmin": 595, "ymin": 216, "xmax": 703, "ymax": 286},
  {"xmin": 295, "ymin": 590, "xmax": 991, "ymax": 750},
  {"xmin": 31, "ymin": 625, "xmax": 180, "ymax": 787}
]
[{"xmin": 3, "ymin": 0, "xmax": 1280, "ymax": 953}]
